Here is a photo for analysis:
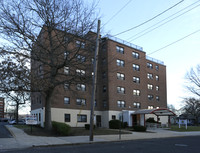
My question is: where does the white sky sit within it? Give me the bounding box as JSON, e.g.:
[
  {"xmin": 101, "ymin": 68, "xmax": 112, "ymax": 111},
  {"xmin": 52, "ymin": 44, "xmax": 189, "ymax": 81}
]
[{"xmin": 95, "ymin": 0, "xmax": 200, "ymax": 109}]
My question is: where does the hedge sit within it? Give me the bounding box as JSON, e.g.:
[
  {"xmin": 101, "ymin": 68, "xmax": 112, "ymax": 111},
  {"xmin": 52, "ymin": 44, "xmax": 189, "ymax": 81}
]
[
  {"xmin": 133, "ymin": 125, "xmax": 146, "ymax": 132},
  {"xmin": 52, "ymin": 121, "xmax": 71, "ymax": 136}
]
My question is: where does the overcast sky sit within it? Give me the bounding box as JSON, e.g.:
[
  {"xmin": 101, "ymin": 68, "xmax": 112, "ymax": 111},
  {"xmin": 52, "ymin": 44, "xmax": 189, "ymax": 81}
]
[{"xmin": 95, "ymin": 0, "xmax": 200, "ymax": 109}]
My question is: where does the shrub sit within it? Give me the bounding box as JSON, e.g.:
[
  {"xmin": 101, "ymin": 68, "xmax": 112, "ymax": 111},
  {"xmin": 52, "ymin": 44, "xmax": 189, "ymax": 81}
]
[
  {"xmin": 146, "ymin": 117, "xmax": 157, "ymax": 123},
  {"xmin": 133, "ymin": 125, "xmax": 146, "ymax": 132},
  {"xmin": 52, "ymin": 121, "xmax": 71, "ymax": 136},
  {"xmin": 123, "ymin": 122, "xmax": 128, "ymax": 128},
  {"xmin": 109, "ymin": 120, "xmax": 122, "ymax": 129},
  {"xmin": 85, "ymin": 124, "xmax": 95, "ymax": 130}
]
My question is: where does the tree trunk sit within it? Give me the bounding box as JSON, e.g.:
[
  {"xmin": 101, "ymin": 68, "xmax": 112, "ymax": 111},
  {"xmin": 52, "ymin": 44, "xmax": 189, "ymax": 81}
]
[
  {"xmin": 44, "ymin": 90, "xmax": 53, "ymax": 131},
  {"xmin": 16, "ymin": 102, "xmax": 19, "ymax": 124}
]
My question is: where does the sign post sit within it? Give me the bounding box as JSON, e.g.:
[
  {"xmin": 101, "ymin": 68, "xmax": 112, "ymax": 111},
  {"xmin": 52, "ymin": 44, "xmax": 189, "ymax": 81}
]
[
  {"xmin": 178, "ymin": 119, "xmax": 187, "ymax": 129},
  {"xmin": 26, "ymin": 115, "xmax": 38, "ymax": 133}
]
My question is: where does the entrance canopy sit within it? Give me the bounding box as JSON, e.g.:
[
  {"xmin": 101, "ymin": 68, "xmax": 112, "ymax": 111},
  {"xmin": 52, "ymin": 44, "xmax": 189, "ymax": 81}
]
[{"xmin": 132, "ymin": 108, "xmax": 176, "ymax": 116}]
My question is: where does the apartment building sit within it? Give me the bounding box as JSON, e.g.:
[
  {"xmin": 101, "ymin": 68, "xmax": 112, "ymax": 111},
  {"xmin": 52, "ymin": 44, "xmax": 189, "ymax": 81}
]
[
  {"xmin": 0, "ymin": 98, "xmax": 4, "ymax": 118},
  {"xmin": 31, "ymin": 28, "xmax": 169, "ymax": 128}
]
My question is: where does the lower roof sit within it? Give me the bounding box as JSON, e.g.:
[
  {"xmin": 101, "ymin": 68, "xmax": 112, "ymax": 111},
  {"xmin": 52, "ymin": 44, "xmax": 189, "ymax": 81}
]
[{"xmin": 132, "ymin": 108, "xmax": 176, "ymax": 116}]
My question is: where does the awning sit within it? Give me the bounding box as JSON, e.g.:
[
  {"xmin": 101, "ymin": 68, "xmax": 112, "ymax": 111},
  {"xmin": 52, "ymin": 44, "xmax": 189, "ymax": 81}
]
[{"xmin": 132, "ymin": 108, "xmax": 176, "ymax": 116}]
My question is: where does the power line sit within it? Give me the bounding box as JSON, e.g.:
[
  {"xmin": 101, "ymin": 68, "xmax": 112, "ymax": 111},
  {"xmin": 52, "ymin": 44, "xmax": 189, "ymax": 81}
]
[
  {"xmin": 148, "ymin": 28, "xmax": 200, "ymax": 56},
  {"xmin": 101, "ymin": 0, "xmax": 133, "ymax": 29},
  {"xmin": 113, "ymin": 0, "xmax": 184, "ymax": 37},
  {"xmin": 128, "ymin": 1, "xmax": 200, "ymax": 42}
]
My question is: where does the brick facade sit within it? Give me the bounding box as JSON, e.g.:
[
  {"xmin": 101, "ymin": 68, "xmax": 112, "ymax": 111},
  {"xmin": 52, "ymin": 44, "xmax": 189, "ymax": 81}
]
[{"xmin": 31, "ymin": 29, "xmax": 167, "ymax": 127}]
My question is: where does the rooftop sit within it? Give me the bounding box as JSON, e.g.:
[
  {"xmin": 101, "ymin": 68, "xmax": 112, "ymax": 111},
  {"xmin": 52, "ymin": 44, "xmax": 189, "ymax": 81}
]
[{"xmin": 105, "ymin": 34, "xmax": 143, "ymax": 51}]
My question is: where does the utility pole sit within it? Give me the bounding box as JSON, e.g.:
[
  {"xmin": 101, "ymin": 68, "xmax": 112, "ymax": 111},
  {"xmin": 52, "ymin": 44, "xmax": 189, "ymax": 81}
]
[{"xmin": 89, "ymin": 20, "xmax": 101, "ymax": 141}]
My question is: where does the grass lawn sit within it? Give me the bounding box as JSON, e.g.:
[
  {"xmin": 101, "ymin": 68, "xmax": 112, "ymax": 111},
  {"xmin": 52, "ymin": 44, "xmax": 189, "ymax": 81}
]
[
  {"xmin": 14, "ymin": 125, "xmax": 131, "ymax": 136},
  {"xmin": 169, "ymin": 125, "xmax": 200, "ymax": 132}
]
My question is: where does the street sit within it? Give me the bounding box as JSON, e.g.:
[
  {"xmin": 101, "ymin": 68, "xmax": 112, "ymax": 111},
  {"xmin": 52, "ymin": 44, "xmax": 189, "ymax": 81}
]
[
  {"xmin": 1, "ymin": 136, "xmax": 200, "ymax": 153},
  {"xmin": 0, "ymin": 123, "xmax": 12, "ymax": 138}
]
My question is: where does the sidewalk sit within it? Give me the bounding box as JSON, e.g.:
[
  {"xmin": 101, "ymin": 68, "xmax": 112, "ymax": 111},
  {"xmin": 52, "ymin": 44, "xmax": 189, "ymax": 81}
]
[{"xmin": 1, "ymin": 125, "xmax": 200, "ymax": 151}]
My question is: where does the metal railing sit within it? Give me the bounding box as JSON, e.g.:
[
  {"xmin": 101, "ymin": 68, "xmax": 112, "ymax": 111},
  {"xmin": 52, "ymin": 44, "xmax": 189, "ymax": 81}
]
[
  {"xmin": 105, "ymin": 34, "xmax": 143, "ymax": 51},
  {"xmin": 146, "ymin": 56, "xmax": 164, "ymax": 65}
]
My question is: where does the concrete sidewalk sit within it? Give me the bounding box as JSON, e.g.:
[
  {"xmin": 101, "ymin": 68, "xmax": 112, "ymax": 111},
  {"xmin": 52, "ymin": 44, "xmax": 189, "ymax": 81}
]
[{"xmin": 1, "ymin": 125, "xmax": 200, "ymax": 151}]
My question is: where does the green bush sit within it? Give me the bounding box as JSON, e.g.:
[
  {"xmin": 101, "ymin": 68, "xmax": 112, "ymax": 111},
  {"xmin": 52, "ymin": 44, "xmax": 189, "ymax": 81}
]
[
  {"xmin": 52, "ymin": 121, "xmax": 71, "ymax": 136},
  {"xmin": 109, "ymin": 120, "xmax": 122, "ymax": 129},
  {"xmin": 123, "ymin": 122, "xmax": 128, "ymax": 128},
  {"xmin": 146, "ymin": 117, "xmax": 157, "ymax": 123},
  {"xmin": 85, "ymin": 124, "xmax": 95, "ymax": 130},
  {"xmin": 133, "ymin": 125, "xmax": 146, "ymax": 132}
]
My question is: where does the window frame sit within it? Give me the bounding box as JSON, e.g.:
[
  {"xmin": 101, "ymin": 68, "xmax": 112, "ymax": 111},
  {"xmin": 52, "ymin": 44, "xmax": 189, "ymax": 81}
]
[
  {"xmin": 64, "ymin": 114, "xmax": 70, "ymax": 122},
  {"xmin": 133, "ymin": 89, "xmax": 140, "ymax": 96},
  {"xmin": 117, "ymin": 86, "xmax": 125, "ymax": 94},
  {"xmin": 116, "ymin": 46, "xmax": 124, "ymax": 54},
  {"xmin": 133, "ymin": 64, "xmax": 140, "ymax": 71},
  {"xmin": 64, "ymin": 97, "xmax": 70, "ymax": 104},
  {"xmin": 117, "ymin": 100, "xmax": 126, "ymax": 108},
  {"xmin": 116, "ymin": 59, "xmax": 125, "ymax": 67},
  {"xmin": 77, "ymin": 114, "xmax": 87, "ymax": 122},
  {"xmin": 132, "ymin": 51, "xmax": 139, "ymax": 59}
]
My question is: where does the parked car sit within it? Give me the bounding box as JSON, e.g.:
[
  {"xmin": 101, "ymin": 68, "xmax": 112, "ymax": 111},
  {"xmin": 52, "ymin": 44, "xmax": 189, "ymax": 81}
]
[{"xmin": 8, "ymin": 119, "xmax": 25, "ymax": 125}]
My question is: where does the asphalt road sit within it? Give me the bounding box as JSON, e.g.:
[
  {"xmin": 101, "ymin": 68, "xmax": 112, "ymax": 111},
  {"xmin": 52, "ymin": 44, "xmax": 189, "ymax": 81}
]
[
  {"xmin": 2, "ymin": 136, "xmax": 200, "ymax": 153},
  {"xmin": 0, "ymin": 122, "xmax": 12, "ymax": 138}
]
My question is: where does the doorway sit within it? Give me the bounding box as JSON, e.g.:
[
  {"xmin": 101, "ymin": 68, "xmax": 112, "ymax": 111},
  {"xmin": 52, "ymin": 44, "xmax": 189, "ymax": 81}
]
[{"xmin": 96, "ymin": 115, "xmax": 101, "ymax": 127}]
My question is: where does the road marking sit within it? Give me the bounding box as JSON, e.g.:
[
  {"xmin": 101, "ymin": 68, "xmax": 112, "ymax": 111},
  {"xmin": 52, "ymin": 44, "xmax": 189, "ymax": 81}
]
[{"xmin": 175, "ymin": 144, "xmax": 188, "ymax": 147}]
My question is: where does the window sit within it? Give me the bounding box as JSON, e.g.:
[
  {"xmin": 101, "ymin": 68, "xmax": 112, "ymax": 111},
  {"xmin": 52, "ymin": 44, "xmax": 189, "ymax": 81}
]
[
  {"xmin": 103, "ymin": 100, "xmax": 107, "ymax": 108},
  {"xmin": 116, "ymin": 59, "xmax": 124, "ymax": 67},
  {"xmin": 147, "ymin": 73, "xmax": 153, "ymax": 79},
  {"xmin": 103, "ymin": 85, "xmax": 107, "ymax": 92},
  {"xmin": 156, "ymin": 86, "xmax": 159, "ymax": 91},
  {"xmin": 147, "ymin": 63, "xmax": 153, "ymax": 69},
  {"xmin": 76, "ymin": 98, "xmax": 86, "ymax": 105},
  {"xmin": 117, "ymin": 73, "xmax": 125, "ymax": 80},
  {"xmin": 64, "ymin": 51, "xmax": 70, "ymax": 60},
  {"xmin": 64, "ymin": 97, "xmax": 70, "ymax": 104},
  {"xmin": 133, "ymin": 76, "xmax": 140, "ymax": 83},
  {"xmin": 76, "ymin": 54, "xmax": 86, "ymax": 62},
  {"xmin": 64, "ymin": 66, "xmax": 69, "ymax": 75},
  {"xmin": 133, "ymin": 90, "xmax": 140, "ymax": 96},
  {"xmin": 155, "ymin": 65, "xmax": 159, "ymax": 70},
  {"xmin": 102, "ymin": 58, "xmax": 106, "ymax": 65},
  {"xmin": 133, "ymin": 64, "xmax": 140, "ymax": 71},
  {"xmin": 148, "ymin": 106, "xmax": 154, "ymax": 109},
  {"xmin": 117, "ymin": 100, "xmax": 125, "ymax": 108},
  {"xmin": 116, "ymin": 46, "xmax": 124, "ymax": 54},
  {"xmin": 76, "ymin": 69, "xmax": 85, "ymax": 76},
  {"xmin": 156, "ymin": 96, "xmax": 160, "ymax": 101},
  {"xmin": 147, "ymin": 84, "xmax": 153, "ymax": 90},
  {"xmin": 76, "ymin": 84, "xmax": 86, "ymax": 91},
  {"xmin": 76, "ymin": 40, "xmax": 85, "ymax": 48},
  {"xmin": 102, "ymin": 72, "xmax": 106, "ymax": 79},
  {"xmin": 148, "ymin": 94, "xmax": 154, "ymax": 100},
  {"xmin": 132, "ymin": 51, "xmax": 139, "ymax": 59},
  {"xmin": 112, "ymin": 115, "xmax": 116, "ymax": 120},
  {"xmin": 64, "ymin": 83, "xmax": 69, "ymax": 90},
  {"xmin": 117, "ymin": 86, "xmax": 125, "ymax": 94},
  {"xmin": 77, "ymin": 115, "xmax": 87, "ymax": 122},
  {"xmin": 94, "ymin": 100, "xmax": 97, "ymax": 107},
  {"xmin": 156, "ymin": 75, "xmax": 159, "ymax": 81},
  {"xmin": 64, "ymin": 114, "xmax": 70, "ymax": 122},
  {"xmin": 133, "ymin": 102, "xmax": 141, "ymax": 108}
]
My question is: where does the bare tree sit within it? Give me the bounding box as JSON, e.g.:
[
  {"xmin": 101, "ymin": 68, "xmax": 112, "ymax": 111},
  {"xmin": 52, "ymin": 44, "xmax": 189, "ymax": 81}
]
[
  {"xmin": 186, "ymin": 64, "xmax": 200, "ymax": 97},
  {"xmin": 0, "ymin": 55, "xmax": 30, "ymax": 123},
  {"xmin": 0, "ymin": 0, "xmax": 98, "ymax": 131},
  {"xmin": 183, "ymin": 97, "xmax": 200, "ymax": 125}
]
